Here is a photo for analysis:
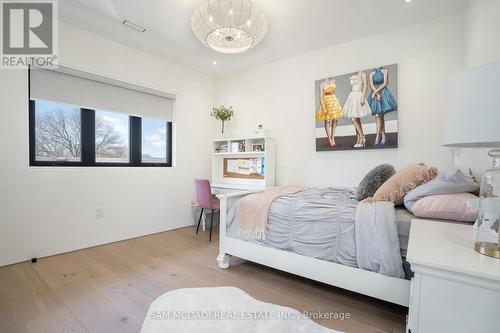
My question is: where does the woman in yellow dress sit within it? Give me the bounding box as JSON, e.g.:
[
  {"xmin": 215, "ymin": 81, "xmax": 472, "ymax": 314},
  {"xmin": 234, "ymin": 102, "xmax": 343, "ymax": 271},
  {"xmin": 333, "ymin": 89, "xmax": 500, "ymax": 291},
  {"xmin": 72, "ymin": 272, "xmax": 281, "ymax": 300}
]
[{"xmin": 316, "ymin": 78, "xmax": 343, "ymax": 147}]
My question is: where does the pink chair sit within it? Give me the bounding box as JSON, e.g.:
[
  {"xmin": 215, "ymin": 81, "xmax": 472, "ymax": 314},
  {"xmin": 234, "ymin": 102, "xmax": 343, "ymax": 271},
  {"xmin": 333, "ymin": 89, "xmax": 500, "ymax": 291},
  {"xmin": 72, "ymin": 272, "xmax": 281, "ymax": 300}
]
[{"xmin": 193, "ymin": 179, "xmax": 220, "ymax": 241}]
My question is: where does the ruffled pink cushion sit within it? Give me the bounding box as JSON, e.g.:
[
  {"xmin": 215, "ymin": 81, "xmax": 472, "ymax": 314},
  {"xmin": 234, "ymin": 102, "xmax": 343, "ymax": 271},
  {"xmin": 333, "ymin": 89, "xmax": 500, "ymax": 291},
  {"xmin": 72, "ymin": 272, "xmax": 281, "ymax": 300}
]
[
  {"xmin": 412, "ymin": 193, "xmax": 479, "ymax": 222},
  {"xmin": 370, "ymin": 163, "xmax": 438, "ymax": 205}
]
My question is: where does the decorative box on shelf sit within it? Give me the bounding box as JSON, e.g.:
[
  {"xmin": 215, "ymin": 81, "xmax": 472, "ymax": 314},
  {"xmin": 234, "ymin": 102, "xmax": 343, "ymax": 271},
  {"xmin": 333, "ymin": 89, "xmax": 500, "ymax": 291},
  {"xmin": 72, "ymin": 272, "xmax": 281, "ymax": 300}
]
[{"xmin": 253, "ymin": 125, "xmax": 269, "ymax": 138}]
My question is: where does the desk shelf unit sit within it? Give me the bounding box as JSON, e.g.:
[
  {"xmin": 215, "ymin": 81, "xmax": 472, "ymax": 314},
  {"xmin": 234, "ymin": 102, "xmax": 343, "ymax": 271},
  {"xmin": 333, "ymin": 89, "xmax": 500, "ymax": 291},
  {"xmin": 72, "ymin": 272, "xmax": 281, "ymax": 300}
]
[{"xmin": 212, "ymin": 137, "xmax": 275, "ymax": 190}]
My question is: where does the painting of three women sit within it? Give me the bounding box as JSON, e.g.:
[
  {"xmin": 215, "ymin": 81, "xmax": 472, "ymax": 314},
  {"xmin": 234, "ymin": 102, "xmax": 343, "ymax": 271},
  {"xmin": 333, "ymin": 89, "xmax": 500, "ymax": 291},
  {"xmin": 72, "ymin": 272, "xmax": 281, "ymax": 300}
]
[{"xmin": 315, "ymin": 64, "xmax": 398, "ymax": 151}]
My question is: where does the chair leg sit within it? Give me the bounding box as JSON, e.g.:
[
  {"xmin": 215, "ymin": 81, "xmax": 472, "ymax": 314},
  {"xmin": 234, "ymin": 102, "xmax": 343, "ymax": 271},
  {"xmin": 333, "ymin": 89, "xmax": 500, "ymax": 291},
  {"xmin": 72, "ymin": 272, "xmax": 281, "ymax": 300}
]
[
  {"xmin": 196, "ymin": 208, "xmax": 204, "ymax": 234},
  {"xmin": 209, "ymin": 209, "xmax": 214, "ymax": 242}
]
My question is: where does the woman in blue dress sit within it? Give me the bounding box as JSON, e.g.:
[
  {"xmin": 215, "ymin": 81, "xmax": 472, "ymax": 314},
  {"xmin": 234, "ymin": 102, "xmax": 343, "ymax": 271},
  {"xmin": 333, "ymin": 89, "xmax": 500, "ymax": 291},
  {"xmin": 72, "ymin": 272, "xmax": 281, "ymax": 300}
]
[{"xmin": 368, "ymin": 68, "xmax": 397, "ymax": 145}]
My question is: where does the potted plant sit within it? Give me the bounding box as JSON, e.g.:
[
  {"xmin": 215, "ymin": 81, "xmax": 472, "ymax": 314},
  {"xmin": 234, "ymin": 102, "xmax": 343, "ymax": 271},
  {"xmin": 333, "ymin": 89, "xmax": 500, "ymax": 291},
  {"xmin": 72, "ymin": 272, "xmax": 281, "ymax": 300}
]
[{"xmin": 211, "ymin": 105, "xmax": 234, "ymax": 135}]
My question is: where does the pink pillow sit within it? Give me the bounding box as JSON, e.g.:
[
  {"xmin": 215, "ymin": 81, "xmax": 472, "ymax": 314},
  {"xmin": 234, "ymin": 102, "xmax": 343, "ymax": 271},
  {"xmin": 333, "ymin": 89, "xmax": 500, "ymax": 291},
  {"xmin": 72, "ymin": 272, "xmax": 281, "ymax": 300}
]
[
  {"xmin": 411, "ymin": 193, "xmax": 479, "ymax": 222},
  {"xmin": 371, "ymin": 163, "xmax": 438, "ymax": 205}
]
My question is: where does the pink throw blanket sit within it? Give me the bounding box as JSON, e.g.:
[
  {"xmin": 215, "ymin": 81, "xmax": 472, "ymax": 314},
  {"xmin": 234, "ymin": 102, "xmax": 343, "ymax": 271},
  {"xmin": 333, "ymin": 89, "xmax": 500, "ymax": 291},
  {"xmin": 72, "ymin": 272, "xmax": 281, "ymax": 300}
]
[{"xmin": 239, "ymin": 186, "xmax": 305, "ymax": 239}]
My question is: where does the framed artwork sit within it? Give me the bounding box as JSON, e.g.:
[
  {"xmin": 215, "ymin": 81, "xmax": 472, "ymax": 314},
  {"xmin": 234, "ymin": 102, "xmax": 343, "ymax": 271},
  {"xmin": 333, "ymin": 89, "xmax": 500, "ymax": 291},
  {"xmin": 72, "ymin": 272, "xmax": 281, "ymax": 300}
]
[{"xmin": 315, "ymin": 64, "xmax": 398, "ymax": 151}]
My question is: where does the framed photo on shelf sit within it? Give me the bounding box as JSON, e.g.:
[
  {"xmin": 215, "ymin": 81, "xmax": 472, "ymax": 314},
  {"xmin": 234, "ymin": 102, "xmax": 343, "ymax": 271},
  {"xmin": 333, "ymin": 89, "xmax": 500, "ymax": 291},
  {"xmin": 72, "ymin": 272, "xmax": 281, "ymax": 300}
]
[{"xmin": 252, "ymin": 144, "xmax": 264, "ymax": 152}]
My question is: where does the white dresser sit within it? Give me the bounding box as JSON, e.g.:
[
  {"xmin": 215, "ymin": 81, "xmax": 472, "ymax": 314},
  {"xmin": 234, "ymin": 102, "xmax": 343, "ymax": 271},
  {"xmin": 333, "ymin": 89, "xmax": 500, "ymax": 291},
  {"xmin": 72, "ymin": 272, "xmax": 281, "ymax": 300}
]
[{"xmin": 406, "ymin": 219, "xmax": 500, "ymax": 333}]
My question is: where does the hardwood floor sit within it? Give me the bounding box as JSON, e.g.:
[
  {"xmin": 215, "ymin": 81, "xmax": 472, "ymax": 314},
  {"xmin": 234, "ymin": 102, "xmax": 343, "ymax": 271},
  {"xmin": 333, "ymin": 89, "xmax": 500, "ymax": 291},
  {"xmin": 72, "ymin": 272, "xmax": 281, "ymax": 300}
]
[{"xmin": 0, "ymin": 226, "xmax": 407, "ymax": 333}]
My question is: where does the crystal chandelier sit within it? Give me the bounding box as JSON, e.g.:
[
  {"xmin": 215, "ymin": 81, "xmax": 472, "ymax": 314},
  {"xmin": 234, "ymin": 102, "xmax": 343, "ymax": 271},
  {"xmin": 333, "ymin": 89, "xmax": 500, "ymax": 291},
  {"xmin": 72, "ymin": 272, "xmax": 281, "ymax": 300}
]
[{"xmin": 191, "ymin": 0, "xmax": 268, "ymax": 54}]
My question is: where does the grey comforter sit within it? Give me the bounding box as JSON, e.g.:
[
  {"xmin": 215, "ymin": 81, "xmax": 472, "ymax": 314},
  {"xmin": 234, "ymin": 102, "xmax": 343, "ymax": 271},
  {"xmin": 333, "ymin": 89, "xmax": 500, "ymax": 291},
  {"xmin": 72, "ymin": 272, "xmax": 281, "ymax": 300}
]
[{"xmin": 226, "ymin": 187, "xmax": 405, "ymax": 278}]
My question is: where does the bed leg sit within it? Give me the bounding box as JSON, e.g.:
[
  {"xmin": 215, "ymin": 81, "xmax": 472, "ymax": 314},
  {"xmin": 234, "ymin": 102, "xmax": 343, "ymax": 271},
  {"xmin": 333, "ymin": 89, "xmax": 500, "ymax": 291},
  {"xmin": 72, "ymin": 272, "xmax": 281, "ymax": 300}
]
[{"xmin": 216, "ymin": 253, "xmax": 230, "ymax": 269}]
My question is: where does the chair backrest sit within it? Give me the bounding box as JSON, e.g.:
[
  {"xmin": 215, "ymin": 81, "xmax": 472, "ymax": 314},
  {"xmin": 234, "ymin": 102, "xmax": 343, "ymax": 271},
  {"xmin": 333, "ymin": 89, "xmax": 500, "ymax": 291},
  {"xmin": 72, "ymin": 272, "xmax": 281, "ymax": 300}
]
[{"xmin": 194, "ymin": 179, "xmax": 213, "ymax": 208}]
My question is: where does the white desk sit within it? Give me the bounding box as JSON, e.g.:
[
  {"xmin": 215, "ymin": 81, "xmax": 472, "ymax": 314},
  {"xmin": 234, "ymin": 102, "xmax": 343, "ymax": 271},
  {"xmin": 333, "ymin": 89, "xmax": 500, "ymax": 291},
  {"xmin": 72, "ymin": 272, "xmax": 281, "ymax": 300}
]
[
  {"xmin": 195, "ymin": 185, "xmax": 257, "ymax": 231},
  {"xmin": 406, "ymin": 219, "xmax": 500, "ymax": 333},
  {"xmin": 211, "ymin": 183, "xmax": 262, "ymax": 195}
]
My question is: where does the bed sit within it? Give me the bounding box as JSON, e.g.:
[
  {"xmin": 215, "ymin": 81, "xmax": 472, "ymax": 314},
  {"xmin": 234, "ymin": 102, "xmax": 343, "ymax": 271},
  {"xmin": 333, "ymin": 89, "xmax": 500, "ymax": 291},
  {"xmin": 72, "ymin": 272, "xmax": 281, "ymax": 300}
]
[{"xmin": 216, "ymin": 188, "xmax": 413, "ymax": 307}]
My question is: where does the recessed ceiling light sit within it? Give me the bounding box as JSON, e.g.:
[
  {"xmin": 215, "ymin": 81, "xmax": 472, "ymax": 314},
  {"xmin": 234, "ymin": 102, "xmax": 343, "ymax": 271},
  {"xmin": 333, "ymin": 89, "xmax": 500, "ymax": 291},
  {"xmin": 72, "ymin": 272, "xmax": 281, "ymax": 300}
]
[
  {"xmin": 212, "ymin": 60, "xmax": 217, "ymax": 66},
  {"xmin": 122, "ymin": 20, "xmax": 146, "ymax": 33},
  {"xmin": 403, "ymin": 0, "xmax": 413, "ymax": 3}
]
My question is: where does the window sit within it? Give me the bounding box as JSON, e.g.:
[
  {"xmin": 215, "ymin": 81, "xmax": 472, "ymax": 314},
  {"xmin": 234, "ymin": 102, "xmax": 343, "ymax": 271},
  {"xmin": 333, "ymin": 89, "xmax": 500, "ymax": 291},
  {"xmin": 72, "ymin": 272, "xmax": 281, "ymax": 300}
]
[
  {"xmin": 142, "ymin": 118, "xmax": 168, "ymax": 164},
  {"xmin": 33, "ymin": 100, "xmax": 82, "ymax": 163},
  {"xmin": 29, "ymin": 66, "xmax": 174, "ymax": 167},
  {"xmin": 29, "ymin": 99, "xmax": 172, "ymax": 167},
  {"xmin": 95, "ymin": 111, "xmax": 130, "ymax": 163}
]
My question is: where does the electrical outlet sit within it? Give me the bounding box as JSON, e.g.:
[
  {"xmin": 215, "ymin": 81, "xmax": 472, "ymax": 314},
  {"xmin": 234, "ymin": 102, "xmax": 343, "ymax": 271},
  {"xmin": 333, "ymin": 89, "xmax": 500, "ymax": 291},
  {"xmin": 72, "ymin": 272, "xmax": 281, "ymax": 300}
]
[{"xmin": 96, "ymin": 208, "xmax": 104, "ymax": 220}]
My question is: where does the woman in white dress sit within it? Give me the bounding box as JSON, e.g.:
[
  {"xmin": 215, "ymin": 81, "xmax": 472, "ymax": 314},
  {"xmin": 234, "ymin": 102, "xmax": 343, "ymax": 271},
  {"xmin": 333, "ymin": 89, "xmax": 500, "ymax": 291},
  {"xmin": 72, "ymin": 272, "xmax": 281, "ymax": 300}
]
[{"xmin": 343, "ymin": 71, "xmax": 371, "ymax": 148}]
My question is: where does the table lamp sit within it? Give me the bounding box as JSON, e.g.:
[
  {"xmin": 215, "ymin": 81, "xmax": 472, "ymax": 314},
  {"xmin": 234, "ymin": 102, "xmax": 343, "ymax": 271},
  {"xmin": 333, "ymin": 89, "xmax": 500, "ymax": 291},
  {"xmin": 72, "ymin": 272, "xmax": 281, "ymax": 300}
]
[{"xmin": 443, "ymin": 61, "xmax": 500, "ymax": 259}]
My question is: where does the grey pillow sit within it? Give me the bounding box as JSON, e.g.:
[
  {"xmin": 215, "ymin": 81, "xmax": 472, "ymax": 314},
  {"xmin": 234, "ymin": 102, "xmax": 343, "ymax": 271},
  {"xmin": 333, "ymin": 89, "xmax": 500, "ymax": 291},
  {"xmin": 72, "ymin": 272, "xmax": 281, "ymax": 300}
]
[
  {"xmin": 356, "ymin": 164, "xmax": 396, "ymax": 201},
  {"xmin": 404, "ymin": 169, "xmax": 479, "ymax": 211}
]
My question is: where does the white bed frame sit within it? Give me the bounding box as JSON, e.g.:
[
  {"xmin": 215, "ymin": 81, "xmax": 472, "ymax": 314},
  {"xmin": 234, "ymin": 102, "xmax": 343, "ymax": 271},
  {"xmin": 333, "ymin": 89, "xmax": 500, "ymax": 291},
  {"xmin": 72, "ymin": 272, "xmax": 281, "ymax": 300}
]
[{"xmin": 216, "ymin": 191, "xmax": 411, "ymax": 307}]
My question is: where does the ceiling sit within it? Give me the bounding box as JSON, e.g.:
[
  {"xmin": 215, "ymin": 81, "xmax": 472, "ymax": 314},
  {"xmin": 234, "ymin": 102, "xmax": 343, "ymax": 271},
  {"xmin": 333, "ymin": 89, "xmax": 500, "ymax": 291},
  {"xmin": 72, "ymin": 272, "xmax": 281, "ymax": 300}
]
[{"xmin": 59, "ymin": 0, "xmax": 467, "ymax": 77}]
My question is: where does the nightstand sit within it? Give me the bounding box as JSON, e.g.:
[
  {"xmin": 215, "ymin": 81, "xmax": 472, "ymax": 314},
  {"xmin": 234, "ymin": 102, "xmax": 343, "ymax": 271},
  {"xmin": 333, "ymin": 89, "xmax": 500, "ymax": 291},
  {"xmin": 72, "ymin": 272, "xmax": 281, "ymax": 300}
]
[{"xmin": 406, "ymin": 219, "xmax": 500, "ymax": 333}]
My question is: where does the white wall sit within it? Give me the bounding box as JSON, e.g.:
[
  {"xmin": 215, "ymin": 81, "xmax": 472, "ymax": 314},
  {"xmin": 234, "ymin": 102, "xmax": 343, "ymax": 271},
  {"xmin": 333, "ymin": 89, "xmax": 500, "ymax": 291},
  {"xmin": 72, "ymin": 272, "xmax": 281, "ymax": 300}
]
[
  {"xmin": 464, "ymin": 0, "xmax": 500, "ymax": 68},
  {"xmin": 0, "ymin": 22, "xmax": 216, "ymax": 267},
  {"xmin": 457, "ymin": 0, "xmax": 500, "ymax": 179},
  {"xmin": 216, "ymin": 14, "xmax": 464, "ymax": 187}
]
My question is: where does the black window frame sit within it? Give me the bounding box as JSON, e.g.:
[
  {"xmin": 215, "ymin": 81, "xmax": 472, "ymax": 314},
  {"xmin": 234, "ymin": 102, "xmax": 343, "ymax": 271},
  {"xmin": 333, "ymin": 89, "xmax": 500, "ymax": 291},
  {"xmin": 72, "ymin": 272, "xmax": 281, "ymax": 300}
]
[{"xmin": 28, "ymin": 100, "xmax": 172, "ymax": 167}]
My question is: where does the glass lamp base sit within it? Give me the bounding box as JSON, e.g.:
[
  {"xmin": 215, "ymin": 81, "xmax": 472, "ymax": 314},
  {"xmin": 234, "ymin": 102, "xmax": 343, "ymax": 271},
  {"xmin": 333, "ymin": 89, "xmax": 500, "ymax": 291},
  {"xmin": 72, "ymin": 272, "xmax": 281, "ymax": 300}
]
[{"xmin": 475, "ymin": 241, "xmax": 500, "ymax": 259}]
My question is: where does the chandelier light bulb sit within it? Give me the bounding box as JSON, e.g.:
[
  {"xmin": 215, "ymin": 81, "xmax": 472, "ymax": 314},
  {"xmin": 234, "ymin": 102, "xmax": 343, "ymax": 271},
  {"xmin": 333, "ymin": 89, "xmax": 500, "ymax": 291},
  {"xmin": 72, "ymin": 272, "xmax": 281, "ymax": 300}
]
[{"xmin": 191, "ymin": 0, "xmax": 268, "ymax": 54}]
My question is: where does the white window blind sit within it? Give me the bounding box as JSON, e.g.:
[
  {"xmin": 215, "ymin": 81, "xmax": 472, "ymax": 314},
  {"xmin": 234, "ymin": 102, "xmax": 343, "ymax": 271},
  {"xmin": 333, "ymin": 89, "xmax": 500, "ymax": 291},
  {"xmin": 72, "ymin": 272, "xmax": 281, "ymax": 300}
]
[{"xmin": 30, "ymin": 67, "xmax": 174, "ymax": 121}]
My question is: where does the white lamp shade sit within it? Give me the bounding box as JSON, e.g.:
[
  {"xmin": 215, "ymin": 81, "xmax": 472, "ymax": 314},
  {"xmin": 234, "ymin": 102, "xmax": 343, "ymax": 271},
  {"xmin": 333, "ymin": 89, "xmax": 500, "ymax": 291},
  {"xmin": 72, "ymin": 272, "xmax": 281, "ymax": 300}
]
[{"xmin": 443, "ymin": 61, "xmax": 500, "ymax": 147}]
